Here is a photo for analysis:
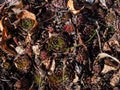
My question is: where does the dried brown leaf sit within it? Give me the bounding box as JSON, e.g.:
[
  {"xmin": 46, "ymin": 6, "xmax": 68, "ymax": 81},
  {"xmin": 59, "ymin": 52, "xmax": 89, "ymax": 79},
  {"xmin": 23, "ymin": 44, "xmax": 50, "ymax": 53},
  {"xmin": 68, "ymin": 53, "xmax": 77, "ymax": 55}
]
[
  {"xmin": 42, "ymin": 58, "xmax": 51, "ymax": 69},
  {"xmin": 101, "ymin": 64, "xmax": 117, "ymax": 74},
  {"xmin": 100, "ymin": 0, "xmax": 107, "ymax": 8},
  {"xmin": 67, "ymin": 0, "xmax": 84, "ymax": 14},
  {"xmin": 0, "ymin": 20, "xmax": 3, "ymax": 31},
  {"xmin": 103, "ymin": 42, "xmax": 111, "ymax": 52},
  {"xmin": 8, "ymin": 0, "xmax": 23, "ymax": 9},
  {"xmin": 95, "ymin": 53, "xmax": 120, "ymax": 64},
  {"xmin": 1, "ymin": 26, "xmax": 17, "ymax": 55},
  {"xmin": 110, "ymin": 69, "xmax": 120, "ymax": 86}
]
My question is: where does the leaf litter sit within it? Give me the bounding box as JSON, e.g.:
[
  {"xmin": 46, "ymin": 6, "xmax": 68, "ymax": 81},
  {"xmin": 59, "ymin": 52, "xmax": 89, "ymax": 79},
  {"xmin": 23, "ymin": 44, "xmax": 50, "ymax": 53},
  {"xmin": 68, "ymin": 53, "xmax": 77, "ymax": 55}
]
[{"xmin": 0, "ymin": 0, "xmax": 120, "ymax": 90}]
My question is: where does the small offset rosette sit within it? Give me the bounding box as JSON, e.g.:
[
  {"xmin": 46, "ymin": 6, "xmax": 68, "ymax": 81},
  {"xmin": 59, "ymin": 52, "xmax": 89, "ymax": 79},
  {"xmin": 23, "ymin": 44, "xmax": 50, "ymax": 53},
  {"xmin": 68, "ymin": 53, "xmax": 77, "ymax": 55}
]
[{"xmin": 17, "ymin": 10, "xmax": 38, "ymax": 34}]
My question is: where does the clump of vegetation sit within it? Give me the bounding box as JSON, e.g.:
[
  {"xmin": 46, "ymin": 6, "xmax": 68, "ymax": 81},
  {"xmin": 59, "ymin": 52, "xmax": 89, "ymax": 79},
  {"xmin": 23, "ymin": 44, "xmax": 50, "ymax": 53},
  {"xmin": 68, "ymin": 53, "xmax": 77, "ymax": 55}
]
[{"xmin": 20, "ymin": 18, "xmax": 34, "ymax": 30}]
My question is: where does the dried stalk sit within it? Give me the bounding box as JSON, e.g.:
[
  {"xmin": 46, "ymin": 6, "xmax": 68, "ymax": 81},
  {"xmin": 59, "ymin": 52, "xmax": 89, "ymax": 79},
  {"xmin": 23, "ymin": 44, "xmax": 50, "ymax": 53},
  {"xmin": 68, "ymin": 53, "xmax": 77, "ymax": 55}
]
[{"xmin": 95, "ymin": 21, "xmax": 102, "ymax": 52}]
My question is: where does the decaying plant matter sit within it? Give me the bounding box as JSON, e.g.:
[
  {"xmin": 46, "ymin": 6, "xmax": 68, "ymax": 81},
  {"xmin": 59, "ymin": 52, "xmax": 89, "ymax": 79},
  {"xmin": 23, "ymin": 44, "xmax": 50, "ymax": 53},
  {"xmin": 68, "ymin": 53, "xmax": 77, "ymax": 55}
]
[{"xmin": 0, "ymin": 0, "xmax": 120, "ymax": 90}]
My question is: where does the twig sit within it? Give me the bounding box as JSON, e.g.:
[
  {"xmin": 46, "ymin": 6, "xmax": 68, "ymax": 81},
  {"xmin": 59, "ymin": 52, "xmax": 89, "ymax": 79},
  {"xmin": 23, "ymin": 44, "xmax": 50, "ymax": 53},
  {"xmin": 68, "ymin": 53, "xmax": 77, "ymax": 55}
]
[
  {"xmin": 95, "ymin": 21, "xmax": 102, "ymax": 52},
  {"xmin": 62, "ymin": 58, "xmax": 66, "ymax": 84},
  {"xmin": 103, "ymin": 27, "xmax": 108, "ymax": 38},
  {"xmin": 0, "ymin": 78, "xmax": 10, "ymax": 82}
]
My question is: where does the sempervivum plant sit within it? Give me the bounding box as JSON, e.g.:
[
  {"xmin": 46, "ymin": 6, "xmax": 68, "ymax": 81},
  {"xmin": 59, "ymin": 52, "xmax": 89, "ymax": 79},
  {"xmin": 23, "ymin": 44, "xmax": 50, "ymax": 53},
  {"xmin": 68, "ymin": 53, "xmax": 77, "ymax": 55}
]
[
  {"xmin": 14, "ymin": 55, "xmax": 31, "ymax": 73},
  {"xmin": 20, "ymin": 18, "xmax": 35, "ymax": 30},
  {"xmin": 46, "ymin": 36, "xmax": 67, "ymax": 52},
  {"xmin": 17, "ymin": 10, "xmax": 38, "ymax": 34}
]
